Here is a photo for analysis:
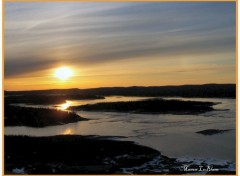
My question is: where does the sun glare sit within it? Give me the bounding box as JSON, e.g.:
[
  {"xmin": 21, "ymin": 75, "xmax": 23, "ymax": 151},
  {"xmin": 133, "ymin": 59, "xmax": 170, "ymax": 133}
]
[
  {"xmin": 55, "ymin": 67, "xmax": 73, "ymax": 80},
  {"xmin": 59, "ymin": 101, "xmax": 71, "ymax": 110}
]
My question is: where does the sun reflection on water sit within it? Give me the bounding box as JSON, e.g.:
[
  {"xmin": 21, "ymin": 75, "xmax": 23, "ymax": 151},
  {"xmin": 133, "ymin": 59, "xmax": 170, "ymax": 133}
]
[
  {"xmin": 59, "ymin": 101, "xmax": 71, "ymax": 110},
  {"xmin": 62, "ymin": 128, "xmax": 73, "ymax": 135}
]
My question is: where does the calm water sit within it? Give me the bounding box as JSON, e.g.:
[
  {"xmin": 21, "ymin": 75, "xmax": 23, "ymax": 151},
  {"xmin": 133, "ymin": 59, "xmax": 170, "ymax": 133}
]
[{"xmin": 5, "ymin": 96, "xmax": 236, "ymax": 162}]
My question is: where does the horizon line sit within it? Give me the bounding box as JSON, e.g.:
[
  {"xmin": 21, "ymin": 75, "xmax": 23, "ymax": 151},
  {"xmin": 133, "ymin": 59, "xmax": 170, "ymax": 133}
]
[{"xmin": 4, "ymin": 83, "xmax": 236, "ymax": 92}]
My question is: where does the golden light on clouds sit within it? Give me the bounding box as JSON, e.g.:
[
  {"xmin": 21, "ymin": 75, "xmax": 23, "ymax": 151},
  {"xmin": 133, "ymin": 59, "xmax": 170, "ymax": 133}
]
[{"xmin": 55, "ymin": 67, "xmax": 73, "ymax": 81}]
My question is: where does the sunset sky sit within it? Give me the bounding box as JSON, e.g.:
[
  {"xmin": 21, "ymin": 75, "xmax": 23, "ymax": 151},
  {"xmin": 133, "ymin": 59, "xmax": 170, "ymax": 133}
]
[{"xmin": 4, "ymin": 2, "xmax": 236, "ymax": 91}]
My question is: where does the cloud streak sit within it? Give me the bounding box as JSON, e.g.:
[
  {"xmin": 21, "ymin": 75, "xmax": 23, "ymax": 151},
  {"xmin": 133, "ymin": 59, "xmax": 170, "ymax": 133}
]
[{"xmin": 5, "ymin": 2, "xmax": 236, "ymax": 78}]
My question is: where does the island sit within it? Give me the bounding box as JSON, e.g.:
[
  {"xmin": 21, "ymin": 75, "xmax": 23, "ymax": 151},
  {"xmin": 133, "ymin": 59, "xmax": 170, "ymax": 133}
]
[
  {"xmin": 70, "ymin": 98, "xmax": 218, "ymax": 114},
  {"xmin": 196, "ymin": 129, "xmax": 232, "ymax": 135}
]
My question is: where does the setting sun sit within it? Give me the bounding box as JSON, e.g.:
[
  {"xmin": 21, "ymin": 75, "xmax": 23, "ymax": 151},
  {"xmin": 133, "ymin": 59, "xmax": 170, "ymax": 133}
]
[{"xmin": 55, "ymin": 67, "xmax": 73, "ymax": 80}]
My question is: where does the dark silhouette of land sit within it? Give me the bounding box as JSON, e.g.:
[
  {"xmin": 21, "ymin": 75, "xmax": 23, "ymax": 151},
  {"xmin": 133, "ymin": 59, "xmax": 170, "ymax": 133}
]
[
  {"xmin": 196, "ymin": 129, "xmax": 232, "ymax": 135},
  {"xmin": 5, "ymin": 84, "xmax": 236, "ymax": 98},
  {"xmin": 4, "ymin": 135, "xmax": 160, "ymax": 174},
  {"xmin": 5, "ymin": 135, "xmax": 235, "ymax": 175},
  {"xmin": 70, "ymin": 98, "xmax": 217, "ymax": 114},
  {"xmin": 5, "ymin": 105, "xmax": 87, "ymax": 127}
]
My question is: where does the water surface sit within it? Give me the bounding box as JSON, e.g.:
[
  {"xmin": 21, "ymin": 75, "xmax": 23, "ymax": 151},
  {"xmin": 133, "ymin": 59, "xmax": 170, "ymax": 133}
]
[{"xmin": 5, "ymin": 96, "xmax": 236, "ymax": 162}]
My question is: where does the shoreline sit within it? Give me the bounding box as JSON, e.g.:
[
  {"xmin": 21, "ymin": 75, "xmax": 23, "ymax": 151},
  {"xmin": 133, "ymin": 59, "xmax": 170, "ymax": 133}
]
[{"xmin": 4, "ymin": 105, "xmax": 88, "ymax": 127}]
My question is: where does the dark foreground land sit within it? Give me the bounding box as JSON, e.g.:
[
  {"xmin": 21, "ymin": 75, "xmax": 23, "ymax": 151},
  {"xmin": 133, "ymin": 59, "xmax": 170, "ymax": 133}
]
[
  {"xmin": 70, "ymin": 98, "xmax": 217, "ymax": 114},
  {"xmin": 5, "ymin": 84, "xmax": 236, "ymax": 98},
  {"xmin": 5, "ymin": 105, "xmax": 87, "ymax": 127},
  {"xmin": 5, "ymin": 135, "xmax": 235, "ymax": 175},
  {"xmin": 4, "ymin": 135, "xmax": 161, "ymax": 174}
]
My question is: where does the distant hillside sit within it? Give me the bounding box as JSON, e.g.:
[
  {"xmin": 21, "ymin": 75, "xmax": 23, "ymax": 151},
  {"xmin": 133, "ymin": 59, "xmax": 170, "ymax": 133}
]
[{"xmin": 5, "ymin": 84, "xmax": 236, "ymax": 98}]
